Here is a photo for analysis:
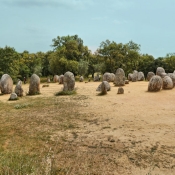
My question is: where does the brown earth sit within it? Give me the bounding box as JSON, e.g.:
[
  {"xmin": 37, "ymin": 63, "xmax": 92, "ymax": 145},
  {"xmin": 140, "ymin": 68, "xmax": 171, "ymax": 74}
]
[{"xmin": 1, "ymin": 81, "xmax": 175, "ymax": 174}]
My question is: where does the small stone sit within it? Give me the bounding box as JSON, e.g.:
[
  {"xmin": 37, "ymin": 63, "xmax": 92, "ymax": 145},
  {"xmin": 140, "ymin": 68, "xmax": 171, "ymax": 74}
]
[
  {"xmin": 117, "ymin": 87, "xmax": 124, "ymax": 94},
  {"xmin": 9, "ymin": 93, "xmax": 18, "ymax": 100}
]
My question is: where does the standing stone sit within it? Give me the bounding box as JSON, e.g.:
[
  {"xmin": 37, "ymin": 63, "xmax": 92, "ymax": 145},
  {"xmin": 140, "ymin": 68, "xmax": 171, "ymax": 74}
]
[
  {"xmin": 132, "ymin": 70, "xmax": 138, "ymax": 82},
  {"xmin": 0, "ymin": 74, "xmax": 13, "ymax": 94},
  {"xmin": 138, "ymin": 72, "xmax": 145, "ymax": 81},
  {"xmin": 15, "ymin": 80, "xmax": 23, "ymax": 97},
  {"xmin": 29, "ymin": 74, "xmax": 40, "ymax": 95},
  {"xmin": 79, "ymin": 76, "xmax": 84, "ymax": 82},
  {"xmin": 94, "ymin": 73, "xmax": 100, "ymax": 81},
  {"xmin": 128, "ymin": 73, "xmax": 133, "ymax": 81},
  {"xmin": 9, "ymin": 93, "xmax": 18, "ymax": 100},
  {"xmin": 59, "ymin": 75, "xmax": 64, "ymax": 84},
  {"xmin": 125, "ymin": 80, "xmax": 129, "ymax": 84},
  {"xmin": 47, "ymin": 77, "xmax": 50, "ymax": 83},
  {"xmin": 117, "ymin": 87, "xmax": 124, "ymax": 94},
  {"xmin": 103, "ymin": 72, "xmax": 112, "ymax": 82},
  {"xmin": 96, "ymin": 81, "xmax": 111, "ymax": 91},
  {"xmin": 100, "ymin": 81, "xmax": 107, "ymax": 95},
  {"xmin": 156, "ymin": 67, "xmax": 165, "ymax": 78},
  {"xmin": 147, "ymin": 72, "xmax": 155, "ymax": 81},
  {"xmin": 167, "ymin": 73, "xmax": 175, "ymax": 87},
  {"xmin": 148, "ymin": 75, "xmax": 162, "ymax": 92},
  {"xmin": 63, "ymin": 71, "xmax": 75, "ymax": 91},
  {"xmin": 53, "ymin": 75, "xmax": 59, "ymax": 83},
  {"xmin": 162, "ymin": 76, "xmax": 173, "ymax": 89},
  {"xmin": 114, "ymin": 68, "xmax": 125, "ymax": 86},
  {"xmin": 110, "ymin": 73, "xmax": 115, "ymax": 82}
]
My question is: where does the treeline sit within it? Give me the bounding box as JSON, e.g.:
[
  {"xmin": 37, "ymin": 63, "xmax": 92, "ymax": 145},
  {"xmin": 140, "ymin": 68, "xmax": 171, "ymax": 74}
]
[{"xmin": 0, "ymin": 34, "xmax": 175, "ymax": 82}]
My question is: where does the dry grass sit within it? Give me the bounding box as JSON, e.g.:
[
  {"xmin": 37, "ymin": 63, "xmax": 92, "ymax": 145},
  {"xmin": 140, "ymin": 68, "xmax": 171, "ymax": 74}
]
[{"xmin": 0, "ymin": 89, "xmax": 175, "ymax": 175}]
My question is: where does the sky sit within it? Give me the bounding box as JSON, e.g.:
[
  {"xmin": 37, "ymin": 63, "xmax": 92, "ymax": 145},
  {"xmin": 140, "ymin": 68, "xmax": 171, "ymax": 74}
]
[{"xmin": 0, "ymin": 0, "xmax": 175, "ymax": 58}]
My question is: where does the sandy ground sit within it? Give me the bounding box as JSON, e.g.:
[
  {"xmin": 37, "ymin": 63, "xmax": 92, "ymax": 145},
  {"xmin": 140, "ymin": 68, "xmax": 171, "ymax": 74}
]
[{"xmin": 1, "ymin": 81, "xmax": 175, "ymax": 174}]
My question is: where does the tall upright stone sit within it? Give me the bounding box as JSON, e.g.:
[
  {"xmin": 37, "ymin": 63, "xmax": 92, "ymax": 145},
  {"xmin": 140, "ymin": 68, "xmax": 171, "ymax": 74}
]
[
  {"xmin": 110, "ymin": 73, "xmax": 115, "ymax": 82},
  {"xmin": 29, "ymin": 74, "xmax": 40, "ymax": 95},
  {"xmin": 138, "ymin": 72, "xmax": 145, "ymax": 81},
  {"xmin": 0, "ymin": 74, "xmax": 13, "ymax": 94},
  {"xmin": 59, "ymin": 75, "xmax": 64, "ymax": 84},
  {"xmin": 63, "ymin": 71, "xmax": 75, "ymax": 91},
  {"xmin": 15, "ymin": 80, "xmax": 23, "ymax": 97},
  {"xmin": 156, "ymin": 67, "xmax": 166, "ymax": 78},
  {"xmin": 114, "ymin": 68, "xmax": 125, "ymax": 86},
  {"xmin": 128, "ymin": 73, "xmax": 133, "ymax": 81},
  {"xmin": 132, "ymin": 70, "xmax": 138, "ymax": 82}
]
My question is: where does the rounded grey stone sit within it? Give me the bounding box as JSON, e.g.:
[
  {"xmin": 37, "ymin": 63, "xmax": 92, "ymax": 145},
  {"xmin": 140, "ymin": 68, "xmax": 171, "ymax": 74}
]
[
  {"xmin": 114, "ymin": 68, "xmax": 125, "ymax": 86},
  {"xmin": 0, "ymin": 74, "xmax": 13, "ymax": 94},
  {"xmin": 147, "ymin": 72, "xmax": 155, "ymax": 81},
  {"xmin": 162, "ymin": 76, "xmax": 173, "ymax": 89},
  {"xmin": 148, "ymin": 75, "xmax": 162, "ymax": 92}
]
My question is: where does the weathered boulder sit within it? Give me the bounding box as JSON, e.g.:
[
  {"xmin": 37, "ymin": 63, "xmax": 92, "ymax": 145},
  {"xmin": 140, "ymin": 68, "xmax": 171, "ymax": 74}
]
[
  {"xmin": 15, "ymin": 80, "xmax": 23, "ymax": 97},
  {"xmin": 47, "ymin": 77, "xmax": 50, "ymax": 83},
  {"xmin": 162, "ymin": 76, "xmax": 173, "ymax": 89},
  {"xmin": 79, "ymin": 76, "xmax": 84, "ymax": 82},
  {"xmin": 29, "ymin": 74, "xmax": 40, "ymax": 95},
  {"xmin": 138, "ymin": 72, "xmax": 145, "ymax": 81},
  {"xmin": 53, "ymin": 75, "xmax": 59, "ymax": 83},
  {"xmin": 94, "ymin": 74, "xmax": 100, "ymax": 81},
  {"xmin": 156, "ymin": 67, "xmax": 165, "ymax": 78},
  {"xmin": 117, "ymin": 87, "xmax": 124, "ymax": 94},
  {"xmin": 9, "ymin": 93, "xmax": 18, "ymax": 100},
  {"xmin": 103, "ymin": 72, "xmax": 112, "ymax": 82},
  {"xmin": 161, "ymin": 72, "xmax": 167, "ymax": 78},
  {"xmin": 147, "ymin": 72, "xmax": 155, "ymax": 81},
  {"xmin": 59, "ymin": 75, "xmax": 64, "ymax": 84},
  {"xmin": 110, "ymin": 73, "xmax": 115, "ymax": 82},
  {"xmin": 132, "ymin": 70, "xmax": 138, "ymax": 82},
  {"xmin": 128, "ymin": 73, "xmax": 133, "ymax": 81},
  {"xmin": 125, "ymin": 80, "xmax": 129, "ymax": 84},
  {"xmin": 0, "ymin": 74, "xmax": 13, "ymax": 94},
  {"xmin": 100, "ymin": 81, "xmax": 107, "ymax": 95},
  {"xmin": 114, "ymin": 68, "xmax": 125, "ymax": 86},
  {"xmin": 96, "ymin": 81, "xmax": 111, "ymax": 91},
  {"xmin": 167, "ymin": 73, "xmax": 175, "ymax": 87},
  {"xmin": 148, "ymin": 75, "xmax": 162, "ymax": 92},
  {"xmin": 63, "ymin": 71, "xmax": 75, "ymax": 91}
]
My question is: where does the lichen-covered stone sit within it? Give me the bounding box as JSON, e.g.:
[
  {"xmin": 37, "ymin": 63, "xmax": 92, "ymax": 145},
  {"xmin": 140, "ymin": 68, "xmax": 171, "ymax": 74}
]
[
  {"xmin": 128, "ymin": 73, "xmax": 133, "ymax": 81},
  {"xmin": 101, "ymin": 81, "xmax": 107, "ymax": 94},
  {"xmin": 103, "ymin": 72, "xmax": 112, "ymax": 82},
  {"xmin": 29, "ymin": 74, "xmax": 40, "ymax": 95},
  {"xmin": 162, "ymin": 76, "xmax": 173, "ymax": 89},
  {"xmin": 147, "ymin": 72, "xmax": 155, "ymax": 81},
  {"xmin": 167, "ymin": 73, "xmax": 175, "ymax": 87},
  {"xmin": 96, "ymin": 81, "xmax": 111, "ymax": 91},
  {"xmin": 0, "ymin": 74, "xmax": 13, "ymax": 94},
  {"xmin": 160, "ymin": 72, "xmax": 167, "ymax": 78},
  {"xmin": 53, "ymin": 75, "xmax": 59, "ymax": 83},
  {"xmin": 148, "ymin": 75, "xmax": 162, "ymax": 92},
  {"xmin": 15, "ymin": 80, "xmax": 23, "ymax": 97},
  {"xmin": 94, "ymin": 74, "xmax": 100, "ymax": 81},
  {"xmin": 59, "ymin": 75, "xmax": 64, "ymax": 84},
  {"xmin": 114, "ymin": 68, "xmax": 125, "ymax": 86},
  {"xmin": 9, "ymin": 93, "xmax": 18, "ymax": 100},
  {"xmin": 110, "ymin": 73, "xmax": 115, "ymax": 82},
  {"xmin": 156, "ymin": 67, "xmax": 165, "ymax": 78},
  {"xmin": 132, "ymin": 70, "xmax": 138, "ymax": 82},
  {"xmin": 117, "ymin": 87, "xmax": 124, "ymax": 94},
  {"xmin": 63, "ymin": 71, "xmax": 75, "ymax": 91},
  {"xmin": 79, "ymin": 76, "xmax": 84, "ymax": 82},
  {"xmin": 138, "ymin": 72, "xmax": 145, "ymax": 81}
]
